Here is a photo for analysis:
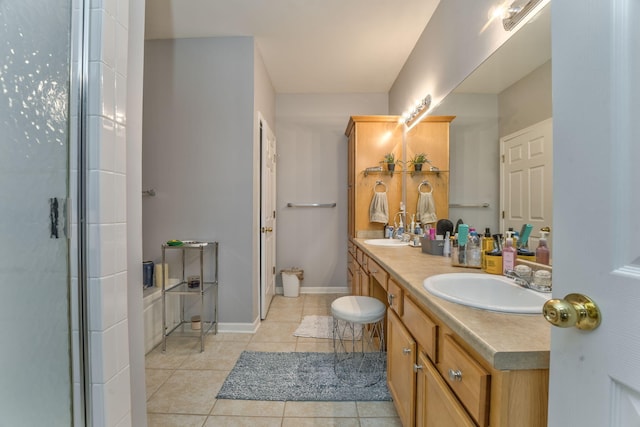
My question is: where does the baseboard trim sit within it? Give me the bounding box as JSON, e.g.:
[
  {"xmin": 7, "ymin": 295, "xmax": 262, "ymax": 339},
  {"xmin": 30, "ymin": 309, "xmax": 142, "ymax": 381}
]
[{"xmin": 276, "ymin": 286, "xmax": 349, "ymax": 295}]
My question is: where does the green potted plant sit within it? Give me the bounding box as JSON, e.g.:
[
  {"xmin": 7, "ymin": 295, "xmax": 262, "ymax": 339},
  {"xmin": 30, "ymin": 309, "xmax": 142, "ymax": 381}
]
[
  {"xmin": 408, "ymin": 153, "xmax": 431, "ymax": 172},
  {"xmin": 381, "ymin": 153, "xmax": 398, "ymax": 172}
]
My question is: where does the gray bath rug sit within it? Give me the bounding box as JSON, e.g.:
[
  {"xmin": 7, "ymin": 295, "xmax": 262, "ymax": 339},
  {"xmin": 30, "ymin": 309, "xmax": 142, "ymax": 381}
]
[{"xmin": 216, "ymin": 351, "xmax": 391, "ymax": 401}]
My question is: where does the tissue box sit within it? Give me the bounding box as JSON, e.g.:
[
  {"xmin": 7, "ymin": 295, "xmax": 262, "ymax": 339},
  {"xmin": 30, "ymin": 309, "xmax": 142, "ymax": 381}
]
[{"xmin": 421, "ymin": 237, "xmax": 445, "ymax": 256}]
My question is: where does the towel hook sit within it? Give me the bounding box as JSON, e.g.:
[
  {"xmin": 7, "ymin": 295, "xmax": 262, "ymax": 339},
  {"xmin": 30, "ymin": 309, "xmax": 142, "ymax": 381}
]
[
  {"xmin": 418, "ymin": 180, "xmax": 432, "ymax": 194},
  {"xmin": 374, "ymin": 180, "xmax": 387, "ymax": 193}
]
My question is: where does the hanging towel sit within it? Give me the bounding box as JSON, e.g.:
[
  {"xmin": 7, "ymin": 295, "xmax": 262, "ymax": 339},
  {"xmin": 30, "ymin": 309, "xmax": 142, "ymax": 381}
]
[
  {"xmin": 417, "ymin": 189, "xmax": 437, "ymax": 224},
  {"xmin": 369, "ymin": 191, "xmax": 389, "ymax": 224}
]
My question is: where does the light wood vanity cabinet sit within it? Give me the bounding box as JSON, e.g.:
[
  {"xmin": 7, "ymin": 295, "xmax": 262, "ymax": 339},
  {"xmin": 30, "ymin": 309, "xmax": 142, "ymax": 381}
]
[{"xmin": 357, "ymin": 243, "xmax": 548, "ymax": 427}]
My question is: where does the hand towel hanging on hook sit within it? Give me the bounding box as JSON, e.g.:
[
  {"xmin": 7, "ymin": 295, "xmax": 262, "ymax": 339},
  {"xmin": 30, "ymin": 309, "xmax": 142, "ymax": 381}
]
[
  {"xmin": 417, "ymin": 180, "xmax": 437, "ymax": 224},
  {"xmin": 369, "ymin": 180, "xmax": 389, "ymax": 223}
]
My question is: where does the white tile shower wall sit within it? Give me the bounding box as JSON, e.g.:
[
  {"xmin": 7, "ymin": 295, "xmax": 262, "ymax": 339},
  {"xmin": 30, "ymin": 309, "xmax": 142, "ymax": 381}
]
[{"xmin": 87, "ymin": 1, "xmax": 131, "ymax": 426}]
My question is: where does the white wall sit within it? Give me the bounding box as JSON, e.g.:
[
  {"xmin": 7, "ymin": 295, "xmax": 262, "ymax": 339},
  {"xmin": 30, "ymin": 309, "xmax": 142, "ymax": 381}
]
[
  {"xmin": 275, "ymin": 94, "xmax": 388, "ymax": 290},
  {"xmin": 143, "ymin": 37, "xmax": 272, "ymax": 326},
  {"xmin": 390, "ymin": 0, "xmax": 522, "ymax": 116},
  {"xmin": 435, "ymin": 94, "xmax": 501, "ymax": 233}
]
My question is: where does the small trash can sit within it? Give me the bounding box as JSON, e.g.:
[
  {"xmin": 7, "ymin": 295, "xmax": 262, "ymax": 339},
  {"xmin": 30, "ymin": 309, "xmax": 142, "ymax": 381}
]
[{"xmin": 281, "ymin": 268, "xmax": 304, "ymax": 297}]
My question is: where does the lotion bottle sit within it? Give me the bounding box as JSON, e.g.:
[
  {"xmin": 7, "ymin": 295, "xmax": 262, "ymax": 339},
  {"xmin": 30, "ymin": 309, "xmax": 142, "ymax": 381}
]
[
  {"xmin": 535, "ymin": 231, "xmax": 550, "ymax": 265},
  {"xmin": 502, "ymin": 237, "xmax": 516, "ymax": 274}
]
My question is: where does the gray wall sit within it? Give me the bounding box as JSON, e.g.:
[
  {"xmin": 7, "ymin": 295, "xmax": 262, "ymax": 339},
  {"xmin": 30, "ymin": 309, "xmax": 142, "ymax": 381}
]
[
  {"xmin": 390, "ymin": 0, "xmax": 518, "ymax": 116},
  {"xmin": 142, "ymin": 37, "xmax": 274, "ymax": 326},
  {"xmin": 499, "ymin": 60, "xmax": 552, "ymax": 137},
  {"xmin": 275, "ymin": 94, "xmax": 388, "ymax": 290}
]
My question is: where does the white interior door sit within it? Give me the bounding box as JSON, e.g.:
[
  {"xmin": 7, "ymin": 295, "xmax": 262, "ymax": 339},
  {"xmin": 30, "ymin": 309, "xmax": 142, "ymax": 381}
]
[
  {"xmin": 549, "ymin": 0, "xmax": 640, "ymax": 425},
  {"xmin": 260, "ymin": 116, "xmax": 277, "ymax": 319},
  {"xmin": 500, "ymin": 118, "xmax": 553, "ymax": 247}
]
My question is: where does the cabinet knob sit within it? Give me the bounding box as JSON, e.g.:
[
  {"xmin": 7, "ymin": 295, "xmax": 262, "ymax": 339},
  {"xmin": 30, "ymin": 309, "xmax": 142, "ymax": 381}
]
[
  {"xmin": 448, "ymin": 368, "xmax": 463, "ymax": 382},
  {"xmin": 402, "ymin": 347, "xmax": 412, "ymax": 355},
  {"xmin": 388, "ymin": 293, "xmax": 395, "ymax": 306},
  {"xmin": 413, "ymin": 364, "xmax": 423, "ymax": 373}
]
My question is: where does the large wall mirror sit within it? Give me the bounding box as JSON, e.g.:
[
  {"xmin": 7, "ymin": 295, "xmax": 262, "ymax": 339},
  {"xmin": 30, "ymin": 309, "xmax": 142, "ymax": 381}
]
[{"xmin": 423, "ymin": 3, "xmax": 551, "ymax": 246}]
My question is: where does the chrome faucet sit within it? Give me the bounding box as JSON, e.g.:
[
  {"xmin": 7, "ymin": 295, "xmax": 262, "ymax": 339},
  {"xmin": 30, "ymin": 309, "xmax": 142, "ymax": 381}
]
[{"xmin": 504, "ymin": 270, "xmax": 551, "ymax": 293}]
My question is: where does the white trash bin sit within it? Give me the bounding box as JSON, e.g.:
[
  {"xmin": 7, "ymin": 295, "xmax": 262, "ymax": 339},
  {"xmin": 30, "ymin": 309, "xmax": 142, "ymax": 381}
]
[{"xmin": 281, "ymin": 268, "xmax": 303, "ymax": 297}]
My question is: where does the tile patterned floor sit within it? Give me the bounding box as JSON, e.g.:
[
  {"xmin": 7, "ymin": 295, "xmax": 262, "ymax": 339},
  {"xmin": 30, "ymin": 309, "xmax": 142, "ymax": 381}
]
[{"xmin": 146, "ymin": 294, "xmax": 401, "ymax": 426}]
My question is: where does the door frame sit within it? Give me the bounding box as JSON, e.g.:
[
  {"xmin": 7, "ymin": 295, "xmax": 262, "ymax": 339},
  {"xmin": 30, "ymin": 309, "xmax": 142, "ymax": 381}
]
[{"xmin": 259, "ymin": 114, "xmax": 277, "ymax": 319}]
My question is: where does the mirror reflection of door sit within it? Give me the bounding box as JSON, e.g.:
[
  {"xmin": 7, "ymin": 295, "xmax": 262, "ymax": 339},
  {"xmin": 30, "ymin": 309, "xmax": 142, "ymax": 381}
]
[
  {"xmin": 260, "ymin": 116, "xmax": 277, "ymax": 319},
  {"xmin": 500, "ymin": 118, "xmax": 553, "ymax": 251}
]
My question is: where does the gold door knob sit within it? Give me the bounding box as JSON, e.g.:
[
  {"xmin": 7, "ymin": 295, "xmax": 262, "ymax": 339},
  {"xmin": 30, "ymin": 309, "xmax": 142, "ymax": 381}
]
[{"xmin": 543, "ymin": 293, "xmax": 601, "ymax": 330}]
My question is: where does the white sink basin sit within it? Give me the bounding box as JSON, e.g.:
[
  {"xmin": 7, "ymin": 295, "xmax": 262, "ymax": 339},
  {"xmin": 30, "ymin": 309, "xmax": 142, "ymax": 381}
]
[
  {"xmin": 423, "ymin": 273, "xmax": 551, "ymax": 314},
  {"xmin": 364, "ymin": 239, "xmax": 410, "ymax": 247}
]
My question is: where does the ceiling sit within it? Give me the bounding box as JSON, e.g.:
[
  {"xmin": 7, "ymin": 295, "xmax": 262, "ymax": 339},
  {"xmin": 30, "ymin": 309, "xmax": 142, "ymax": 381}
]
[{"xmin": 144, "ymin": 0, "xmax": 441, "ymax": 94}]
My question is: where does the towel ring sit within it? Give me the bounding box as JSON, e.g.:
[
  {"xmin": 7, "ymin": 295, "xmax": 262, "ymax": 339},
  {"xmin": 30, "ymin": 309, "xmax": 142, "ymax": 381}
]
[
  {"xmin": 418, "ymin": 181, "xmax": 433, "ymax": 194},
  {"xmin": 374, "ymin": 180, "xmax": 387, "ymax": 193}
]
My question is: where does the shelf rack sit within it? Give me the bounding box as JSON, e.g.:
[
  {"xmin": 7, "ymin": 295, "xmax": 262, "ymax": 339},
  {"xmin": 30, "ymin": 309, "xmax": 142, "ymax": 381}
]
[{"xmin": 161, "ymin": 241, "xmax": 219, "ymax": 352}]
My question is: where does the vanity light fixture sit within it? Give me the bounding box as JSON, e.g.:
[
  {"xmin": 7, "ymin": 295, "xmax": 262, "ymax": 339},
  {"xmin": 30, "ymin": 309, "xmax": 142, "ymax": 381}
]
[
  {"xmin": 502, "ymin": 0, "xmax": 545, "ymax": 31},
  {"xmin": 403, "ymin": 95, "xmax": 432, "ymax": 130}
]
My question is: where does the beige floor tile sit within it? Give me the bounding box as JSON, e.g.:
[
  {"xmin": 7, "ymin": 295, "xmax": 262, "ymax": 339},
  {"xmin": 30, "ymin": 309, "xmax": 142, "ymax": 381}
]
[
  {"xmin": 180, "ymin": 341, "xmax": 247, "ymax": 371},
  {"xmin": 282, "ymin": 418, "xmax": 359, "ymax": 427},
  {"xmin": 284, "ymin": 401, "xmax": 358, "ymax": 418},
  {"xmin": 250, "ymin": 321, "xmax": 298, "ymax": 343},
  {"xmin": 270, "ymin": 296, "xmax": 305, "ymax": 310},
  {"xmin": 245, "ymin": 342, "xmax": 297, "ymax": 352},
  {"xmin": 145, "ymin": 369, "xmax": 174, "ymax": 400},
  {"xmin": 301, "ymin": 306, "xmax": 333, "ymax": 316},
  {"xmin": 206, "ymin": 332, "xmax": 253, "ymax": 343},
  {"xmin": 204, "ymin": 415, "xmax": 282, "ymax": 427},
  {"xmin": 146, "ymin": 370, "xmax": 227, "ymax": 415},
  {"xmin": 265, "ymin": 306, "xmax": 303, "ymax": 322},
  {"xmin": 147, "ymin": 413, "xmax": 207, "ymax": 427},
  {"xmin": 356, "ymin": 401, "xmax": 399, "ymax": 418},
  {"xmin": 358, "ymin": 417, "xmax": 403, "ymax": 427},
  {"xmin": 211, "ymin": 400, "xmax": 285, "ymax": 417}
]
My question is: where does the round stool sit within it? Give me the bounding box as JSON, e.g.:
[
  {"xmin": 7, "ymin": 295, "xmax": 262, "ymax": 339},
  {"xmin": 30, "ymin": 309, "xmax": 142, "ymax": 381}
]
[{"xmin": 331, "ymin": 295, "xmax": 386, "ymax": 387}]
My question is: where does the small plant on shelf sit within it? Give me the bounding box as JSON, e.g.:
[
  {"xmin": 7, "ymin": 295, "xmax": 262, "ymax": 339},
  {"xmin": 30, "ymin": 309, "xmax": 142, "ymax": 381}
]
[
  {"xmin": 407, "ymin": 153, "xmax": 431, "ymax": 172},
  {"xmin": 381, "ymin": 153, "xmax": 398, "ymax": 172}
]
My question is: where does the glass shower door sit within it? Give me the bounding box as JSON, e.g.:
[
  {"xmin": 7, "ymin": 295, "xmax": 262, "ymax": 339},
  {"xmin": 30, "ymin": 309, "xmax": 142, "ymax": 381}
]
[{"xmin": 0, "ymin": 0, "xmax": 77, "ymax": 424}]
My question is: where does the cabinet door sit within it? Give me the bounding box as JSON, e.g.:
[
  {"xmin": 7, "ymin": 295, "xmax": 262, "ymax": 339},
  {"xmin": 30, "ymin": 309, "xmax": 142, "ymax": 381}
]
[
  {"xmin": 387, "ymin": 308, "xmax": 417, "ymax": 427},
  {"xmin": 416, "ymin": 352, "xmax": 476, "ymax": 427}
]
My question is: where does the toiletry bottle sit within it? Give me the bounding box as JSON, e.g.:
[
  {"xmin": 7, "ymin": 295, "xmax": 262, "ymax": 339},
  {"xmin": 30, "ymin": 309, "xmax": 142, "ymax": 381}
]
[
  {"xmin": 468, "ymin": 228, "xmax": 481, "ymax": 267},
  {"xmin": 410, "ymin": 215, "xmax": 415, "ymax": 236},
  {"xmin": 502, "ymin": 237, "xmax": 516, "ymax": 274},
  {"xmin": 481, "ymin": 228, "xmax": 493, "ymax": 270},
  {"xmin": 396, "ymin": 215, "xmax": 404, "ymax": 238},
  {"xmin": 443, "ymin": 231, "xmax": 451, "ymax": 257},
  {"xmin": 535, "ymin": 232, "xmax": 550, "ymax": 265},
  {"xmin": 415, "ymin": 223, "xmax": 422, "ymax": 236}
]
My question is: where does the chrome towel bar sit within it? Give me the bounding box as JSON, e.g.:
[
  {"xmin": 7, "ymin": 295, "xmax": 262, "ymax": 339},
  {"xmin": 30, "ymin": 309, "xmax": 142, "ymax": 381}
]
[
  {"xmin": 287, "ymin": 202, "xmax": 337, "ymax": 208},
  {"xmin": 449, "ymin": 203, "xmax": 490, "ymax": 208}
]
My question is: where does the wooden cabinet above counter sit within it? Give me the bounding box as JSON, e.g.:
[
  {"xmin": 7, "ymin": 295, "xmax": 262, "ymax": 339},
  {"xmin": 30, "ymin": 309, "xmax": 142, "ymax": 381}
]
[{"xmin": 345, "ymin": 115, "xmax": 454, "ymax": 238}]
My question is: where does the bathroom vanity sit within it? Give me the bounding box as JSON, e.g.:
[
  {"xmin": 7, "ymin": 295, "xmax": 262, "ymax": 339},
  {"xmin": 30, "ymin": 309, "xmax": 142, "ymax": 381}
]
[{"xmin": 348, "ymin": 239, "xmax": 550, "ymax": 427}]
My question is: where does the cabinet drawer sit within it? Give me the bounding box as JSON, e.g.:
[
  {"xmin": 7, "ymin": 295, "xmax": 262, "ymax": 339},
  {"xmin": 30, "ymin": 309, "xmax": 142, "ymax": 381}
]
[
  {"xmin": 367, "ymin": 258, "xmax": 388, "ymax": 291},
  {"xmin": 440, "ymin": 334, "xmax": 490, "ymax": 427},
  {"xmin": 348, "ymin": 241, "xmax": 356, "ymax": 256},
  {"xmin": 420, "ymin": 354, "xmax": 476, "ymax": 427},
  {"xmin": 387, "ymin": 278, "xmax": 404, "ymax": 316},
  {"xmin": 356, "ymin": 247, "xmax": 367, "ymax": 271},
  {"xmin": 403, "ymin": 296, "xmax": 437, "ymax": 363},
  {"xmin": 347, "ymin": 252, "xmax": 356, "ymax": 275}
]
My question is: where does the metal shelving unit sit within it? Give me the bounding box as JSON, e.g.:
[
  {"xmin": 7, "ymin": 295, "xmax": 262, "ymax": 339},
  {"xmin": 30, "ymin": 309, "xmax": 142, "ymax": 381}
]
[{"xmin": 161, "ymin": 241, "xmax": 218, "ymax": 352}]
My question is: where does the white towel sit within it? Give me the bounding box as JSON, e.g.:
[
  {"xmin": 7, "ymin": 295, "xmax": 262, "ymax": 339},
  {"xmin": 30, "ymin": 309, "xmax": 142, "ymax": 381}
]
[
  {"xmin": 369, "ymin": 191, "xmax": 389, "ymax": 223},
  {"xmin": 417, "ymin": 190, "xmax": 437, "ymax": 224}
]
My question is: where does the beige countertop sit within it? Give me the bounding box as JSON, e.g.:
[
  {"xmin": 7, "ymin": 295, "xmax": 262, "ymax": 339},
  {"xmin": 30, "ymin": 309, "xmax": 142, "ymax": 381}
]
[{"xmin": 354, "ymin": 238, "xmax": 551, "ymax": 371}]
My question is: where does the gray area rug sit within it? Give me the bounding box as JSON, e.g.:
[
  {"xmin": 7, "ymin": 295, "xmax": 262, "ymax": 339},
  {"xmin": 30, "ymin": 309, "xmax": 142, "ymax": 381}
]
[{"xmin": 216, "ymin": 351, "xmax": 391, "ymax": 401}]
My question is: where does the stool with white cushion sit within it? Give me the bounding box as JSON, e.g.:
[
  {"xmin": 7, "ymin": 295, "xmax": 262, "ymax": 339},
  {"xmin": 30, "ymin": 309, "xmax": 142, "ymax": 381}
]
[{"xmin": 331, "ymin": 295, "xmax": 386, "ymax": 386}]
